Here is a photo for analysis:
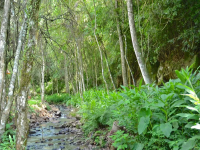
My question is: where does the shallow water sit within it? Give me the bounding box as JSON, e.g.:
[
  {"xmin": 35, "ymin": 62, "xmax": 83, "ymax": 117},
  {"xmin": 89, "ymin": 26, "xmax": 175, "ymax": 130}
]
[{"xmin": 27, "ymin": 107, "xmax": 86, "ymax": 150}]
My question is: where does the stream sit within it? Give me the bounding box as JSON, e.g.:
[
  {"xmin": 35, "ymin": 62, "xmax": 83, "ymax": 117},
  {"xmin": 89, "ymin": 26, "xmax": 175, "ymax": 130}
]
[{"xmin": 26, "ymin": 106, "xmax": 90, "ymax": 150}]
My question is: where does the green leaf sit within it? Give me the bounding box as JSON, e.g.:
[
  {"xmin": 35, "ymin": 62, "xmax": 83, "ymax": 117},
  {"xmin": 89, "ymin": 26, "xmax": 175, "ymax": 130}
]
[
  {"xmin": 175, "ymin": 70, "xmax": 186, "ymax": 83},
  {"xmin": 160, "ymin": 123, "xmax": 172, "ymax": 137},
  {"xmin": 186, "ymin": 106, "xmax": 198, "ymax": 112},
  {"xmin": 138, "ymin": 108, "xmax": 151, "ymax": 118},
  {"xmin": 134, "ymin": 143, "xmax": 144, "ymax": 150},
  {"xmin": 171, "ymin": 100, "xmax": 185, "ymax": 108},
  {"xmin": 178, "ymin": 84, "xmax": 195, "ymax": 95},
  {"xmin": 181, "ymin": 138, "xmax": 196, "ymax": 150},
  {"xmin": 185, "ymin": 122, "xmax": 195, "ymax": 128},
  {"xmin": 176, "ymin": 113, "xmax": 198, "ymax": 120},
  {"xmin": 161, "ymin": 93, "xmax": 174, "ymax": 101},
  {"xmin": 138, "ymin": 116, "xmax": 150, "ymax": 135},
  {"xmin": 138, "ymin": 78, "xmax": 143, "ymax": 91}
]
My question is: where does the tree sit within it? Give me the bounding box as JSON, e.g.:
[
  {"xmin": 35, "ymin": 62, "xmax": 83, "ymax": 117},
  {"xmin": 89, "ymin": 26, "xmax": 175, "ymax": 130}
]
[
  {"xmin": 0, "ymin": 2, "xmax": 28, "ymax": 138},
  {"xmin": 93, "ymin": 0, "xmax": 109, "ymax": 93},
  {"xmin": 15, "ymin": 0, "xmax": 41, "ymax": 149},
  {"xmin": 0, "ymin": 0, "xmax": 11, "ymax": 111},
  {"xmin": 127, "ymin": 0, "xmax": 152, "ymax": 84},
  {"xmin": 41, "ymin": 40, "xmax": 46, "ymax": 104},
  {"xmin": 115, "ymin": 0, "xmax": 128, "ymax": 87}
]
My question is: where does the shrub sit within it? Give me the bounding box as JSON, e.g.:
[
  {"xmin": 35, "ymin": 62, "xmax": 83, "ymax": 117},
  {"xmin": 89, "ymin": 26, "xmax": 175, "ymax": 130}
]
[
  {"xmin": 72, "ymin": 67, "xmax": 200, "ymax": 149},
  {"xmin": 46, "ymin": 93, "xmax": 71, "ymax": 104},
  {"xmin": 0, "ymin": 123, "xmax": 16, "ymax": 150}
]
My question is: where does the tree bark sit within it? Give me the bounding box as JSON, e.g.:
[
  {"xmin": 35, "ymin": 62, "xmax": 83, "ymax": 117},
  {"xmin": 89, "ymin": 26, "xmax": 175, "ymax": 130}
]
[
  {"xmin": 16, "ymin": 0, "xmax": 41, "ymax": 149},
  {"xmin": 103, "ymin": 50, "xmax": 116, "ymax": 90},
  {"xmin": 76, "ymin": 38, "xmax": 85, "ymax": 92},
  {"xmin": 124, "ymin": 34, "xmax": 135, "ymax": 86},
  {"xmin": 41, "ymin": 43, "xmax": 45, "ymax": 103},
  {"xmin": 64, "ymin": 53, "xmax": 70, "ymax": 94},
  {"xmin": 115, "ymin": 0, "xmax": 128, "ymax": 87},
  {"xmin": 0, "ymin": 9, "xmax": 28, "ymax": 138},
  {"xmin": 127, "ymin": 0, "xmax": 152, "ymax": 84},
  {"xmin": 0, "ymin": 0, "xmax": 11, "ymax": 104}
]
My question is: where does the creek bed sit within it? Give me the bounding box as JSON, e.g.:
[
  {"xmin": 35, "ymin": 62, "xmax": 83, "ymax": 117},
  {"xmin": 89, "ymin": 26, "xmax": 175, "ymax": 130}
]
[{"xmin": 26, "ymin": 107, "xmax": 88, "ymax": 150}]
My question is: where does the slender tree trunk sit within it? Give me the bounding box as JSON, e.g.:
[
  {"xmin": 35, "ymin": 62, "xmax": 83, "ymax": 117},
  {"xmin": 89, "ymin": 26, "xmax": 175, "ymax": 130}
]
[
  {"xmin": 115, "ymin": 0, "xmax": 128, "ymax": 87},
  {"xmin": 0, "ymin": 0, "xmax": 11, "ymax": 103},
  {"xmin": 127, "ymin": 0, "xmax": 152, "ymax": 84},
  {"xmin": 103, "ymin": 50, "xmax": 116, "ymax": 90},
  {"xmin": 95, "ymin": 62, "xmax": 98, "ymax": 88},
  {"xmin": 64, "ymin": 53, "xmax": 69, "ymax": 93},
  {"xmin": 41, "ymin": 43, "xmax": 45, "ymax": 103},
  {"xmin": 52, "ymin": 80, "xmax": 54, "ymax": 94},
  {"xmin": 0, "ymin": 10, "xmax": 28, "ymax": 138},
  {"xmin": 93, "ymin": 0, "xmax": 109, "ymax": 93},
  {"xmin": 57, "ymin": 79, "xmax": 58, "ymax": 94},
  {"xmin": 76, "ymin": 39, "xmax": 85, "ymax": 92},
  {"xmin": 124, "ymin": 35, "xmax": 135, "ymax": 86}
]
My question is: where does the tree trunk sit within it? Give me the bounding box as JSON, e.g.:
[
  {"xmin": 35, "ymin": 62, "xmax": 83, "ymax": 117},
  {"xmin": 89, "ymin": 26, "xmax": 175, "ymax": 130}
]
[
  {"xmin": 0, "ymin": 10, "xmax": 28, "ymax": 138},
  {"xmin": 0, "ymin": 0, "xmax": 11, "ymax": 103},
  {"xmin": 41, "ymin": 43, "xmax": 45, "ymax": 103},
  {"xmin": 115, "ymin": 0, "xmax": 128, "ymax": 87},
  {"xmin": 16, "ymin": 62, "xmax": 31, "ymax": 150},
  {"xmin": 124, "ymin": 34, "xmax": 135, "ymax": 86},
  {"xmin": 93, "ymin": 0, "xmax": 109, "ymax": 93},
  {"xmin": 76, "ymin": 38, "xmax": 85, "ymax": 92},
  {"xmin": 103, "ymin": 50, "xmax": 116, "ymax": 90},
  {"xmin": 64, "ymin": 53, "xmax": 69, "ymax": 93},
  {"xmin": 15, "ymin": 0, "xmax": 41, "ymax": 149},
  {"xmin": 127, "ymin": 0, "xmax": 152, "ymax": 84}
]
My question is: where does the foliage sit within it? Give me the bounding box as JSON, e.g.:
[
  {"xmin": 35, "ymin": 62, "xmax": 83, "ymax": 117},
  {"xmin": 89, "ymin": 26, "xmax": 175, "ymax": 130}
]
[
  {"xmin": 46, "ymin": 93, "xmax": 71, "ymax": 104},
  {"xmin": 0, "ymin": 123, "xmax": 16, "ymax": 150},
  {"xmin": 28, "ymin": 99, "xmax": 41, "ymax": 106},
  {"xmin": 71, "ymin": 67, "xmax": 200, "ymax": 149},
  {"xmin": 110, "ymin": 130, "xmax": 139, "ymax": 150},
  {"xmin": 0, "ymin": 135, "xmax": 16, "ymax": 150}
]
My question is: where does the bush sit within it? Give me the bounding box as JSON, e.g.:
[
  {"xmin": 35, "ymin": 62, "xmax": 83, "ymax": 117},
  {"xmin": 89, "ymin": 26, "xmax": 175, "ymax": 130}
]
[
  {"xmin": 71, "ymin": 67, "xmax": 200, "ymax": 149},
  {"xmin": 46, "ymin": 93, "xmax": 71, "ymax": 104},
  {"xmin": 0, "ymin": 123, "xmax": 16, "ymax": 150}
]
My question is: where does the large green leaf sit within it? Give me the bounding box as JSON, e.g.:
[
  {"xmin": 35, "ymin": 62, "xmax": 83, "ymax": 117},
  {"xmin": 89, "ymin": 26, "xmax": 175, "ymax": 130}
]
[
  {"xmin": 181, "ymin": 138, "xmax": 196, "ymax": 150},
  {"xmin": 138, "ymin": 108, "xmax": 151, "ymax": 118},
  {"xmin": 138, "ymin": 116, "xmax": 150, "ymax": 135},
  {"xmin": 134, "ymin": 143, "xmax": 144, "ymax": 150},
  {"xmin": 160, "ymin": 123, "xmax": 172, "ymax": 137},
  {"xmin": 176, "ymin": 113, "xmax": 198, "ymax": 120},
  {"xmin": 175, "ymin": 70, "xmax": 186, "ymax": 83}
]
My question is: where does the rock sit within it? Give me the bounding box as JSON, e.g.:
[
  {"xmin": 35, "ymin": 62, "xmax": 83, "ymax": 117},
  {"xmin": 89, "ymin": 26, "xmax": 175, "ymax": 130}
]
[
  {"xmin": 30, "ymin": 113, "xmax": 37, "ymax": 119},
  {"xmin": 75, "ymin": 140, "xmax": 82, "ymax": 145},
  {"xmin": 30, "ymin": 119, "xmax": 36, "ymax": 123},
  {"xmin": 75, "ymin": 115, "xmax": 81, "ymax": 120},
  {"xmin": 29, "ymin": 130, "xmax": 36, "ymax": 134},
  {"xmin": 59, "ymin": 130, "xmax": 65, "ymax": 134},
  {"xmin": 55, "ymin": 111, "xmax": 61, "ymax": 117},
  {"xmin": 60, "ymin": 146, "xmax": 65, "ymax": 149}
]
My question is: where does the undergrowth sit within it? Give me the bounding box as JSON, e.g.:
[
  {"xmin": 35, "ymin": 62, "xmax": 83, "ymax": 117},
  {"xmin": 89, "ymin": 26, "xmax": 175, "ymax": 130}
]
[
  {"xmin": 0, "ymin": 123, "xmax": 16, "ymax": 150},
  {"xmin": 68, "ymin": 67, "xmax": 200, "ymax": 150},
  {"xmin": 46, "ymin": 93, "xmax": 71, "ymax": 104}
]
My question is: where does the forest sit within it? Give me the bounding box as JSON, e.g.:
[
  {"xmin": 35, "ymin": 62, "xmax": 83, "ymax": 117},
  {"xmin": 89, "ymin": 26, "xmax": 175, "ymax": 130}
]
[{"xmin": 0, "ymin": 0, "xmax": 200, "ymax": 149}]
